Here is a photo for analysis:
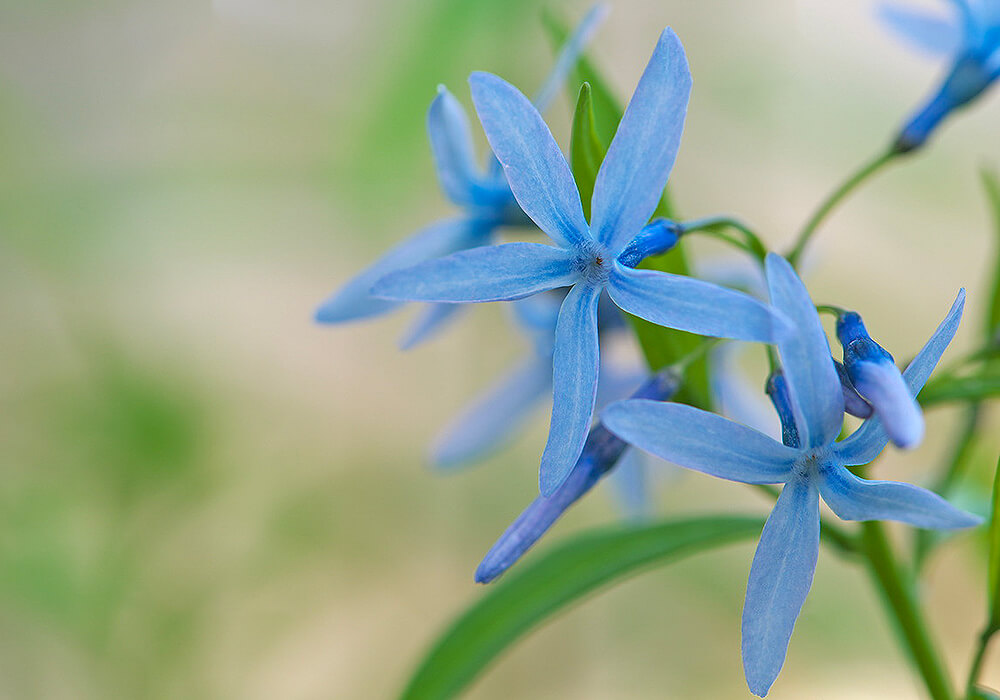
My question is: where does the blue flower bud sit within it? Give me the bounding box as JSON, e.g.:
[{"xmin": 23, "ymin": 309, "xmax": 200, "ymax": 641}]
[
  {"xmin": 836, "ymin": 311, "xmax": 924, "ymax": 449},
  {"xmin": 616, "ymin": 218, "xmax": 681, "ymax": 268},
  {"xmin": 474, "ymin": 370, "xmax": 680, "ymax": 583},
  {"xmin": 765, "ymin": 371, "xmax": 800, "ymax": 449},
  {"xmin": 833, "ymin": 359, "xmax": 874, "ymax": 419}
]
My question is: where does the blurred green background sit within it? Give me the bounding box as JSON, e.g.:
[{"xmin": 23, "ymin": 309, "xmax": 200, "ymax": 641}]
[{"xmin": 1, "ymin": 0, "xmax": 999, "ymax": 697}]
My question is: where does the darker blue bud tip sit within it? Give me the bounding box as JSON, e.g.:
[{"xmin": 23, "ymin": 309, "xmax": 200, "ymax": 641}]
[
  {"xmin": 765, "ymin": 371, "xmax": 800, "ymax": 449},
  {"xmin": 836, "ymin": 311, "xmax": 894, "ymax": 367},
  {"xmin": 616, "ymin": 218, "xmax": 681, "ymax": 268}
]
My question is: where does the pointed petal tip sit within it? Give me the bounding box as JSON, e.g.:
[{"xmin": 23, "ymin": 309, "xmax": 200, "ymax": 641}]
[{"xmin": 473, "ymin": 562, "xmax": 498, "ymax": 584}]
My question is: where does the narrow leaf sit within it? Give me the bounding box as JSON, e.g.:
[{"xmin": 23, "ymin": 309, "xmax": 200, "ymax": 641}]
[
  {"xmin": 982, "ymin": 169, "xmax": 1000, "ymax": 338},
  {"xmin": 918, "ymin": 372, "xmax": 1000, "ymax": 406},
  {"xmin": 570, "ymin": 83, "xmax": 605, "ymax": 221},
  {"xmin": 988, "ymin": 455, "xmax": 1000, "ymax": 630},
  {"xmin": 400, "ymin": 516, "xmax": 764, "ymax": 700}
]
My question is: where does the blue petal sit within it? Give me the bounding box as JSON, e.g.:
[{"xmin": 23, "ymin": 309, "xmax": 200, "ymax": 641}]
[
  {"xmin": 539, "ymin": 283, "xmax": 602, "ymax": 496},
  {"xmin": 878, "ymin": 4, "xmax": 962, "ymax": 55},
  {"xmin": 399, "ymin": 303, "xmax": 468, "ymax": 350},
  {"xmin": 427, "ymin": 86, "xmax": 481, "ymax": 206},
  {"xmin": 590, "ymin": 28, "xmax": 692, "ymax": 254},
  {"xmin": 531, "ymin": 3, "xmax": 611, "ymax": 113},
  {"xmin": 817, "ymin": 464, "xmax": 982, "ymax": 529},
  {"xmin": 764, "ymin": 254, "xmax": 844, "ymax": 449},
  {"xmin": 834, "ymin": 360, "xmax": 874, "ymax": 419},
  {"xmin": 600, "ymin": 400, "xmax": 798, "ymax": 484},
  {"xmin": 372, "ymin": 242, "xmax": 577, "ymax": 303},
  {"xmin": 608, "ymin": 262, "xmax": 783, "ymax": 342},
  {"xmin": 469, "ymin": 72, "xmax": 590, "ymax": 249},
  {"xmin": 315, "ymin": 217, "xmax": 486, "ymax": 323},
  {"xmin": 742, "ymin": 476, "xmax": 820, "ymax": 698},
  {"xmin": 833, "ymin": 289, "xmax": 965, "ymax": 466},
  {"xmin": 850, "ymin": 358, "xmax": 924, "ymax": 448},
  {"xmin": 430, "ymin": 358, "xmax": 551, "ymax": 469}
]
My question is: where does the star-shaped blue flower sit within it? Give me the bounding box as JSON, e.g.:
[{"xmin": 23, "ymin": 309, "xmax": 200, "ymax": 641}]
[
  {"xmin": 880, "ymin": 0, "xmax": 1000, "ymax": 150},
  {"xmin": 374, "ymin": 29, "xmax": 784, "ymax": 495},
  {"xmin": 313, "ymin": 4, "xmax": 609, "ymax": 349},
  {"xmin": 602, "ymin": 253, "xmax": 980, "ymax": 697}
]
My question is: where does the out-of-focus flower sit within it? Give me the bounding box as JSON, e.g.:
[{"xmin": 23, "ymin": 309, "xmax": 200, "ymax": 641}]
[
  {"xmin": 880, "ymin": 0, "xmax": 1000, "ymax": 151},
  {"xmin": 602, "ymin": 253, "xmax": 978, "ymax": 697},
  {"xmin": 375, "ymin": 29, "xmax": 783, "ymax": 496},
  {"xmin": 314, "ymin": 4, "xmax": 609, "ymax": 349}
]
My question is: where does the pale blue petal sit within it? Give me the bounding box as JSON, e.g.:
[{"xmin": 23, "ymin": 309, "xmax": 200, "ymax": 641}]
[
  {"xmin": 539, "ymin": 283, "xmax": 602, "ymax": 496},
  {"xmin": 469, "ymin": 72, "xmax": 590, "ymax": 249},
  {"xmin": 427, "ymin": 86, "xmax": 481, "ymax": 206},
  {"xmin": 608, "ymin": 262, "xmax": 783, "ymax": 342},
  {"xmin": 590, "ymin": 28, "xmax": 692, "ymax": 253},
  {"xmin": 398, "ymin": 303, "xmax": 468, "ymax": 350},
  {"xmin": 742, "ymin": 476, "xmax": 819, "ymax": 697},
  {"xmin": 430, "ymin": 358, "xmax": 551, "ymax": 469},
  {"xmin": 531, "ymin": 3, "xmax": 611, "ymax": 113},
  {"xmin": 765, "ymin": 254, "xmax": 844, "ymax": 449},
  {"xmin": 817, "ymin": 464, "xmax": 982, "ymax": 529},
  {"xmin": 600, "ymin": 400, "xmax": 798, "ymax": 484},
  {"xmin": 850, "ymin": 359, "xmax": 924, "ymax": 448},
  {"xmin": 878, "ymin": 4, "xmax": 962, "ymax": 55},
  {"xmin": 372, "ymin": 242, "xmax": 577, "ymax": 303},
  {"xmin": 315, "ymin": 217, "xmax": 485, "ymax": 323},
  {"xmin": 833, "ymin": 289, "xmax": 965, "ymax": 466}
]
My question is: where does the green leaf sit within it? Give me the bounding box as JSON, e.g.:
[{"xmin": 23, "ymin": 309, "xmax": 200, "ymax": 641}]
[
  {"xmin": 541, "ymin": 9, "xmax": 623, "ymax": 148},
  {"xmin": 570, "ymin": 83, "xmax": 604, "ymax": 222},
  {"xmin": 400, "ymin": 516, "xmax": 764, "ymax": 700},
  {"xmin": 982, "ymin": 169, "xmax": 1000, "ymax": 338},
  {"xmin": 918, "ymin": 372, "xmax": 1000, "ymax": 407},
  {"xmin": 988, "ymin": 455, "xmax": 1000, "ymax": 631}
]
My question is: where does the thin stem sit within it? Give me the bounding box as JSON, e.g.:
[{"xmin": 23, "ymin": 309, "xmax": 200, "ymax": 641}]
[
  {"xmin": 860, "ymin": 521, "xmax": 956, "ymax": 700},
  {"xmin": 787, "ymin": 148, "xmax": 900, "ymax": 267},
  {"xmin": 966, "ymin": 625, "xmax": 998, "ymax": 698},
  {"xmin": 679, "ymin": 216, "xmax": 769, "ymax": 264}
]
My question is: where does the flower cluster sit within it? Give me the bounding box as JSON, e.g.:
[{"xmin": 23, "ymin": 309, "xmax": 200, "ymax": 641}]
[{"xmin": 320, "ymin": 6, "xmax": 993, "ymax": 697}]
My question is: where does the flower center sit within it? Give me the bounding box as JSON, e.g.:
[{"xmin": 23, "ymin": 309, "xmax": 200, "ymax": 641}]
[{"xmin": 575, "ymin": 243, "xmax": 610, "ymax": 285}]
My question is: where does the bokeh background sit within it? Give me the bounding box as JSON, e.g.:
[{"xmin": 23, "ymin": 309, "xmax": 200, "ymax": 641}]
[{"xmin": 2, "ymin": 0, "xmax": 999, "ymax": 697}]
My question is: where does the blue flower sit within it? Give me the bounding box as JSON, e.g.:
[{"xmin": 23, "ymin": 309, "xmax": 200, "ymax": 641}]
[
  {"xmin": 374, "ymin": 29, "xmax": 785, "ymax": 496},
  {"xmin": 837, "ymin": 310, "xmax": 923, "ymax": 448},
  {"xmin": 475, "ymin": 370, "xmax": 680, "ymax": 584},
  {"xmin": 313, "ymin": 4, "xmax": 609, "ymax": 348},
  {"xmin": 880, "ymin": 0, "xmax": 1000, "ymax": 151},
  {"xmin": 601, "ymin": 253, "xmax": 980, "ymax": 697}
]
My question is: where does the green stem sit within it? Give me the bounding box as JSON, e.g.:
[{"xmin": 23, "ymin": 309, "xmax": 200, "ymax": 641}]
[
  {"xmin": 966, "ymin": 625, "xmax": 998, "ymax": 698},
  {"xmin": 679, "ymin": 216, "xmax": 769, "ymax": 264},
  {"xmin": 861, "ymin": 521, "xmax": 956, "ymax": 700},
  {"xmin": 787, "ymin": 148, "xmax": 900, "ymax": 267}
]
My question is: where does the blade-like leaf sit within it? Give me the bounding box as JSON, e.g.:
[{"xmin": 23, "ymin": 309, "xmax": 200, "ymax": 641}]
[
  {"xmin": 400, "ymin": 516, "xmax": 764, "ymax": 700},
  {"xmin": 918, "ymin": 372, "xmax": 1000, "ymax": 406},
  {"xmin": 988, "ymin": 455, "xmax": 1000, "ymax": 630},
  {"xmin": 982, "ymin": 169, "xmax": 1000, "ymax": 338},
  {"xmin": 569, "ymin": 83, "xmax": 605, "ymax": 222},
  {"xmin": 541, "ymin": 9, "xmax": 622, "ymax": 148}
]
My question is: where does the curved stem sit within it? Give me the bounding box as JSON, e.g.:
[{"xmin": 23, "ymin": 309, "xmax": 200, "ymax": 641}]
[
  {"xmin": 860, "ymin": 521, "xmax": 955, "ymax": 700},
  {"xmin": 679, "ymin": 216, "xmax": 768, "ymax": 265},
  {"xmin": 787, "ymin": 149, "xmax": 900, "ymax": 267},
  {"xmin": 966, "ymin": 625, "xmax": 997, "ymax": 698}
]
